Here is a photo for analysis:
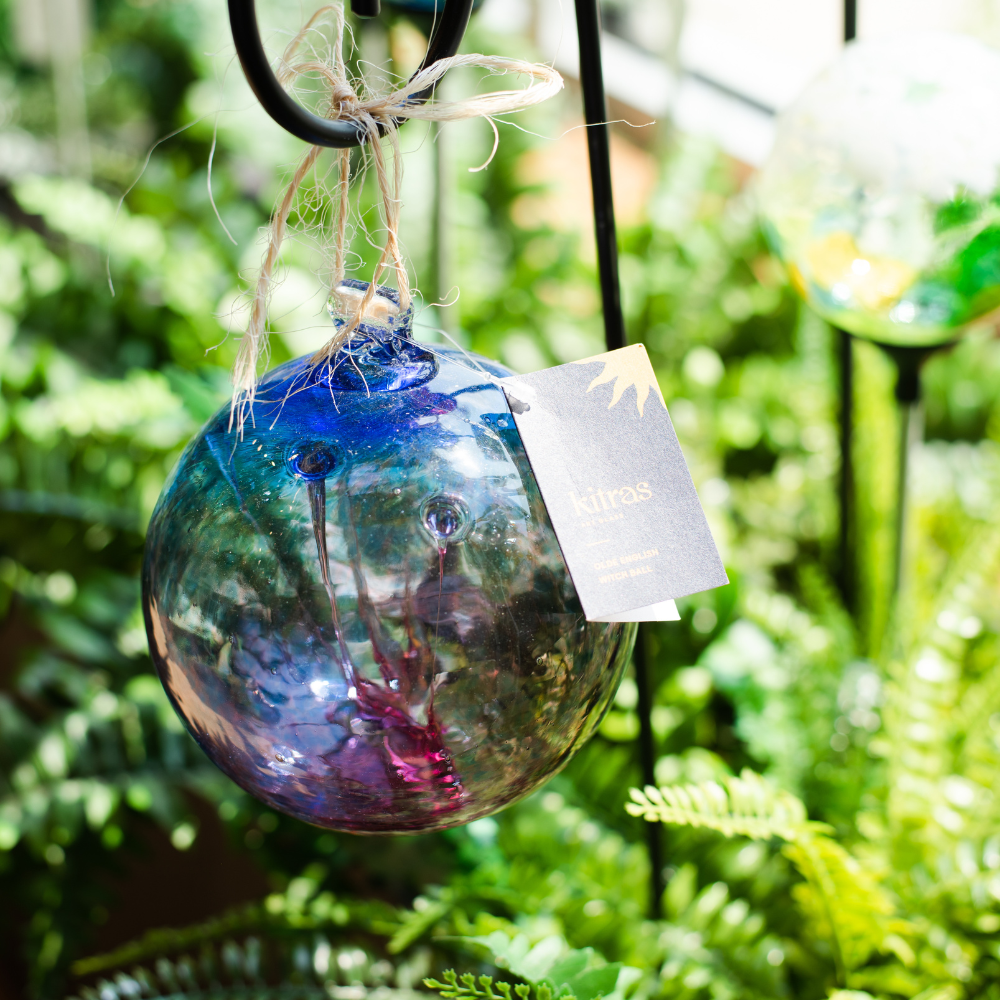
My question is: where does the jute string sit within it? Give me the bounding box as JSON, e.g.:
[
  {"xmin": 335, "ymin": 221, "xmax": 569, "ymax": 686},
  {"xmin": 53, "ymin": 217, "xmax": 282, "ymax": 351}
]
[{"xmin": 230, "ymin": 4, "xmax": 563, "ymax": 432}]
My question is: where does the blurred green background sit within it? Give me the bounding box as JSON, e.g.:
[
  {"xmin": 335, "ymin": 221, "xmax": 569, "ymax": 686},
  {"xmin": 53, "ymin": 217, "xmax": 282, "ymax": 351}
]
[{"xmin": 4, "ymin": 1, "xmax": 1000, "ymax": 999}]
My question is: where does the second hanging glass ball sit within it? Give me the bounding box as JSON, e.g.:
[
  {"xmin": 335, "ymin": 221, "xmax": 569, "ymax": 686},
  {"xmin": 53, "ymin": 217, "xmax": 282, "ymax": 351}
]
[{"xmin": 758, "ymin": 33, "xmax": 1000, "ymax": 346}]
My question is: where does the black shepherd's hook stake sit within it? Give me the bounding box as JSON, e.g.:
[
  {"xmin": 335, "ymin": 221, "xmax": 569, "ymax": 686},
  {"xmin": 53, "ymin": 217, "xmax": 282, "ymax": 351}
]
[
  {"xmin": 227, "ymin": 0, "xmax": 474, "ymax": 148},
  {"xmin": 837, "ymin": 0, "xmax": 858, "ymax": 613},
  {"xmin": 573, "ymin": 0, "xmax": 661, "ymax": 918}
]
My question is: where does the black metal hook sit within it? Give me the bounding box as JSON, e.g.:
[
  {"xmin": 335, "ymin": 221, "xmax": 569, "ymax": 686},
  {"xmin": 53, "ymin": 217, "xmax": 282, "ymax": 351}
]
[{"xmin": 228, "ymin": 0, "xmax": 474, "ymax": 148}]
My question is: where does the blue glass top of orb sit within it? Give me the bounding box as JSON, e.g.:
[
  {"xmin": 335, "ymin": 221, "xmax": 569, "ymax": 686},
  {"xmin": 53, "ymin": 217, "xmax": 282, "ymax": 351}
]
[{"xmin": 143, "ymin": 283, "xmax": 633, "ymax": 833}]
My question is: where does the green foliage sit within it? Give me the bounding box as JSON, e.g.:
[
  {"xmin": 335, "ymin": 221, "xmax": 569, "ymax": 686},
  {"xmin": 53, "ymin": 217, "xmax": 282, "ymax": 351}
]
[
  {"xmin": 626, "ymin": 768, "xmax": 832, "ymax": 842},
  {"xmin": 423, "ymin": 936, "xmax": 636, "ymax": 1000},
  {"xmin": 68, "ymin": 936, "xmax": 429, "ymax": 1000},
  {"xmin": 69, "ymin": 869, "xmax": 398, "ymax": 977},
  {"xmin": 7, "ymin": 3, "xmax": 1000, "ymax": 1000},
  {"xmin": 625, "ymin": 514, "xmax": 1000, "ymax": 996},
  {"xmin": 456, "ymin": 937, "xmax": 628, "ymax": 1000},
  {"xmin": 0, "ymin": 555, "xmax": 225, "ymax": 997},
  {"xmin": 425, "ymin": 972, "xmax": 536, "ymax": 1000},
  {"xmin": 626, "ymin": 769, "xmax": 906, "ymax": 986}
]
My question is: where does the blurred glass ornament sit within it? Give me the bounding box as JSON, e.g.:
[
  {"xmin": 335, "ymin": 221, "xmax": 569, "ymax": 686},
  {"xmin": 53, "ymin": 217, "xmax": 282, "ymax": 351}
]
[
  {"xmin": 758, "ymin": 33, "xmax": 1000, "ymax": 346},
  {"xmin": 143, "ymin": 281, "xmax": 634, "ymax": 833}
]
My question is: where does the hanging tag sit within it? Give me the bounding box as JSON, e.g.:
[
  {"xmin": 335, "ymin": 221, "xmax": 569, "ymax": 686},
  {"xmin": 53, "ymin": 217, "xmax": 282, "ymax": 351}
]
[{"xmin": 501, "ymin": 344, "xmax": 727, "ymax": 623}]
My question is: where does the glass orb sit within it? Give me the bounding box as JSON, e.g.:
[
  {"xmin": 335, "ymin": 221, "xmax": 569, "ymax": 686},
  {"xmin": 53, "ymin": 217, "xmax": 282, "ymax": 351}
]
[
  {"xmin": 143, "ymin": 281, "xmax": 634, "ymax": 834},
  {"xmin": 758, "ymin": 33, "xmax": 1000, "ymax": 345}
]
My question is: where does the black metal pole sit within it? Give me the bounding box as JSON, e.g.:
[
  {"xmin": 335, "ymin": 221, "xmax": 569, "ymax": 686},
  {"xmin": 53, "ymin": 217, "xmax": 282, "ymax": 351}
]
[
  {"xmin": 632, "ymin": 625, "xmax": 662, "ymax": 916},
  {"xmin": 844, "ymin": 0, "xmax": 857, "ymax": 42},
  {"xmin": 879, "ymin": 344, "xmax": 933, "ymax": 595},
  {"xmin": 837, "ymin": 330, "xmax": 854, "ymax": 612},
  {"xmin": 574, "ymin": 0, "xmax": 660, "ymax": 918},
  {"xmin": 574, "ymin": 0, "xmax": 626, "ymax": 353},
  {"xmin": 836, "ymin": 0, "xmax": 856, "ymax": 612}
]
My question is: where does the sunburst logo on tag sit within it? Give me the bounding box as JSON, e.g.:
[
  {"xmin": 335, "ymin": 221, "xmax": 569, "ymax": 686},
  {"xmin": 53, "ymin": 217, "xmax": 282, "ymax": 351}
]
[{"xmin": 573, "ymin": 343, "xmax": 666, "ymax": 417}]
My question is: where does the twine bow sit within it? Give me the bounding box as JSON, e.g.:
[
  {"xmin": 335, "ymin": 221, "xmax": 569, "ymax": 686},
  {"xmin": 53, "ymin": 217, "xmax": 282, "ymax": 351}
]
[{"xmin": 230, "ymin": 4, "xmax": 563, "ymax": 433}]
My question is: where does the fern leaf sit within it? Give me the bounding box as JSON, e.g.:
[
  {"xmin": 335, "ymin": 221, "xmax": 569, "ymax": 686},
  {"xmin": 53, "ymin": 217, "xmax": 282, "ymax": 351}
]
[
  {"xmin": 424, "ymin": 973, "xmax": 575, "ymax": 1000},
  {"xmin": 388, "ymin": 893, "xmax": 454, "ymax": 954},
  {"xmin": 424, "ymin": 971, "xmax": 488, "ymax": 999},
  {"xmin": 625, "ymin": 768, "xmax": 832, "ymax": 842},
  {"xmin": 71, "ymin": 889, "xmax": 393, "ymax": 976},
  {"xmin": 69, "ymin": 937, "xmax": 425, "ymax": 1000},
  {"xmin": 908, "ymin": 987, "xmax": 963, "ymax": 1000},
  {"xmin": 626, "ymin": 769, "xmax": 913, "ymax": 981},
  {"xmin": 882, "ymin": 513, "xmax": 1000, "ymax": 841},
  {"xmin": 784, "ymin": 835, "xmax": 897, "ymax": 977}
]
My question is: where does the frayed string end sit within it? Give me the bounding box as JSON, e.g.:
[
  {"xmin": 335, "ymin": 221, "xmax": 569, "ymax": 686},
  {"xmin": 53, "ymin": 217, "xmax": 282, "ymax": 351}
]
[{"xmin": 229, "ymin": 3, "xmax": 563, "ymax": 437}]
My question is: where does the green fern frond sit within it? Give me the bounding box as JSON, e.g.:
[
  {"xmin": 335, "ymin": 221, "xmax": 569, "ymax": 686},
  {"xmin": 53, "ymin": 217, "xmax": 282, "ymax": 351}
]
[
  {"xmin": 948, "ymin": 539, "xmax": 1000, "ymax": 798},
  {"xmin": 0, "ymin": 657, "xmax": 216, "ymax": 857},
  {"xmin": 70, "ymin": 889, "xmax": 393, "ymax": 976},
  {"xmin": 625, "ymin": 770, "xmax": 909, "ymax": 982},
  {"xmin": 882, "ymin": 513, "xmax": 1000, "ymax": 839},
  {"xmin": 625, "ymin": 768, "xmax": 832, "ymax": 842},
  {"xmin": 797, "ymin": 563, "xmax": 857, "ymax": 659},
  {"xmin": 424, "ymin": 972, "xmax": 566, "ymax": 1000},
  {"xmin": 908, "ymin": 986, "xmax": 963, "ymax": 1000},
  {"xmin": 69, "ymin": 936, "xmax": 425, "ymax": 1000},
  {"xmin": 389, "ymin": 891, "xmax": 454, "ymax": 954},
  {"xmin": 70, "ymin": 911, "xmax": 264, "ymax": 978},
  {"xmin": 956, "ymin": 653, "xmax": 1000, "ymax": 759},
  {"xmin": 785, "ymin": 835, "xmax": 900, "ymax": 977},
  {"xmin": 73, "ymin": 975, "xmax": 331, "ymax": 1000}
]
